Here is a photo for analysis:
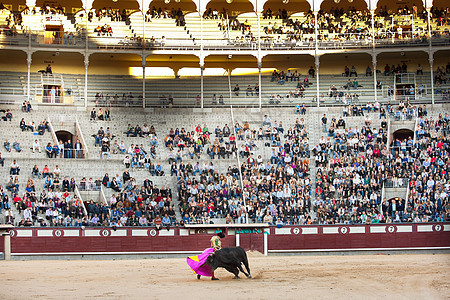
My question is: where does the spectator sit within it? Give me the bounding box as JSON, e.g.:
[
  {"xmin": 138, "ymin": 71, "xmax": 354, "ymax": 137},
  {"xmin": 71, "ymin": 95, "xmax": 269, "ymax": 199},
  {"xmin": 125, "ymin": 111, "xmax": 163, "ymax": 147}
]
[
  {"xmin": 32, "ymin": 139, "xmax": 41, "ymax": 153},
  {"xmin": 13, "ymin": 140, "xmax": 21, "ymax": 152},
  {"xmin": 4, "ymin": 139, "xmax": 11, "ymax": 152},
  {"xmin": 10, "ymin": 160, "xmax": 20, "ymax": 175},
  {"xmin": 233, "ymin": 84, "xmax": 240, "ymax": 96}
]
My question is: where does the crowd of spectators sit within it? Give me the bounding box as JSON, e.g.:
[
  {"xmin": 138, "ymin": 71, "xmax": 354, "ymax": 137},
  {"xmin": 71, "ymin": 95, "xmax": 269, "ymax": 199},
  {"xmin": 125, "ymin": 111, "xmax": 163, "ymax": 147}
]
[
  {"xmin": 94, "ymin": 24, "xmax": 113, "ymax": 36},
  {"xmin": 100, "ymin": 175, "xmax": 177, "ymax": 227},
  {"xmin": 1, "ymin": 159, "xmax": 90, "ymax": 227},
  {"xmin": 88, "ymin": 7, "xmax": 127, "ymax": 22},
  {"xmin": 311, "ymin": 103, "xmax": 449, "ymax": 224},
  {"xmin": 226, "ymin": 4, "xmax": 450, "ymax": 48},
  {"xmin": 146, "ymin": 7, "xmax": 185, "ymax": 26},
  {"xmin": 2, "ymin": 96, "xmax": 449, "ymax": 227},
  {"xmin": 174, "ymin": 116, "xmax": 313, "ymax": 225}
]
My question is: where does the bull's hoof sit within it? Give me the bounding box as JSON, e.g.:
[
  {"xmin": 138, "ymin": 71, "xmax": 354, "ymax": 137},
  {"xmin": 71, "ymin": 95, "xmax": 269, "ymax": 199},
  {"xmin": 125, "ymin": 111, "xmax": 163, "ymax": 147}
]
[
  {"xmin": 197, "ymin": 275, "xmax": 201, "ymax": 280},
  {"xmin": 247, "ymin": 275, "xmax": 252, "ymax": 279},
  {"xmin": 211, "ymin": 277, "xmax": 219, "ymax": 280},
  {"xmin": 233, "ymin": 276, "xmax": 240, "ymax": 280}
]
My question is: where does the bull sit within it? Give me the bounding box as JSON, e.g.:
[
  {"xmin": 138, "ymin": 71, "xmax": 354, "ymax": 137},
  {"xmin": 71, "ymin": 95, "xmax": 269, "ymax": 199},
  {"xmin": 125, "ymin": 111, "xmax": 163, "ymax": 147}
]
[{"xmin": 205, "ymin": 247, "xmax": 252, "ymax": 280}]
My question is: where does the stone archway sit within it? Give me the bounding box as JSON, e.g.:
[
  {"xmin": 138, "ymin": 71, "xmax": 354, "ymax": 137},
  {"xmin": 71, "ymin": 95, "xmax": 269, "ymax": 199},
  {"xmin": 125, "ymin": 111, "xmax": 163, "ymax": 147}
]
[
  {"xmin": 55, "ymin": 130, "xmax": 74, "ymax": 158},
  {"xmin": 392, "ymin": 128, "xmax": 413, "ymax": 144},
  {"xmin": 55, "ymin": 130, "xmax": 74, "ymax": 144}
]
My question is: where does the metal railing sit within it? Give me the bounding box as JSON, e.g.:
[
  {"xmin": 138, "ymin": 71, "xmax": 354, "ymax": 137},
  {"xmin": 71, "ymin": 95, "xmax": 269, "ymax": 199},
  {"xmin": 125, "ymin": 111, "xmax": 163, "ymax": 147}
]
[
  {"xmin": 75, "ymin": 184, "xmax": 88, "ymax": 216},
  {"xmin": 1, "ymin": 29, "xmax": 449, "ymax": 50},
  {"xmin": 384, "ymin": 177, "xmax": 410, "ymax": 188},
  {"xmin": 75, "ymin": 118, "xmax": 89, "ymax": 159}
]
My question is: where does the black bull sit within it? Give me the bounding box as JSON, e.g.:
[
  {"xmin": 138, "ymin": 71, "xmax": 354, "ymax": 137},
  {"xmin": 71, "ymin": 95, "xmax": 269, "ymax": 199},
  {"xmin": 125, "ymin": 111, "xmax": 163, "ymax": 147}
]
[{"xmin": 206, "ymin": 247, "xmax": 252, "ymax": 279}]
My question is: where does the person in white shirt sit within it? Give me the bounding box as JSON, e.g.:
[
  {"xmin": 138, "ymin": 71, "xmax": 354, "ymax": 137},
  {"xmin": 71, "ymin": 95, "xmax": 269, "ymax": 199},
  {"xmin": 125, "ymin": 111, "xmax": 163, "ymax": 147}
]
[
  {"xmin": 114, "ymin": 174, "xmax": 122, "ymax": 188},
  {"xmin": 4, "ymin": 209, "xmax": 13, "ymax": 224},
  {"xmin": 142, "ymin": 124, "xmax": 150, "ymax": 136},
  {"xmin": 23, "ymin": 207, "xmax": 32, "ymax": 221},
  {"xmin": 53, "ymin": 165, "xmax": 61, "ymax": 178},
  {"xmin": 32, "ymin": 139, "xmax": 41, "ymax": 153},
  {"xmin": 28, "ymin": 121, "xmax": 35, "ymax": 132},
  {"xmin": 127, "ymin": 144, "xmax": 134, "ymax": 155},
  {"xmin": 150, "ymin": 134, "xmax": 158, "ymax": 146},
  {"xmin": 110, "ymin": 194, "xmax": 117, "ymax": 207},
  {"xmin": 263, "ymin": 114, "xmax": 271, "ymax": 126},
  {"xmin": 119, "ymin": 141, "xmax": 126, "ymax": 154},
  {"xmin": 58, "ymin": 140, "xmax": 64, "ymax": 158}
]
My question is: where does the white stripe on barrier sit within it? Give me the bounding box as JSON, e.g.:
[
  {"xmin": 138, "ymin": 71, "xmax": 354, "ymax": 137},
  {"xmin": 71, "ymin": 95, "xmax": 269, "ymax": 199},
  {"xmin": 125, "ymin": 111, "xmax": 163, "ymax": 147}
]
[
  {"xmin": 132, "ymin": 229, "xmax": 148, "ymax": 237},
  {"xmin": 15, "ymin": 230, "xmax": 33, "ymax": 237},
  {"xmin": 417, "ymin": 225, "xmax": 433, "ymax": 232},
  {"xmin": 179, "ymin": 229, "xmax": 189, "ymax": 236},
  {"xmin": 63, "ymin": 230, "xmax": 80, "ymax": 237},
  {"xmin": 84, "ymin": 230, "xmax": 100, "ymax": 237},
  {"xmin": 349, "ymin": 227, "xmax": 365, "ymax": 234},
  {"xmin": 444, "ymin": 225, "xmax": 450, "ymax": 232},
  {"xmin": 110, "ymin": 229, "xmax": 127, "ymax": 237},
  {"xmin": 370, "ymin": 226, "xmax": 386, "ymax": 233},
  {"xmin": 158, "ymin": 229, "xmax": 175, "ymax": 236},
  {"xmin": 275, "ymin": 228, "xmax": 291, "ymax": 235},
  {"xmin": 301, "ymin": 227, "xmax": 318, "ymax": 235},
  {"xmin": 323, "ymin": 227, "xmax": 339, "ymax": 234},
  {"xmin": 396, "ymin": 225, "xmax": 413, "ymax": 233},
  {"xmin": 37, "ymin": 230, "xmax": 53, "ymax": 237}
]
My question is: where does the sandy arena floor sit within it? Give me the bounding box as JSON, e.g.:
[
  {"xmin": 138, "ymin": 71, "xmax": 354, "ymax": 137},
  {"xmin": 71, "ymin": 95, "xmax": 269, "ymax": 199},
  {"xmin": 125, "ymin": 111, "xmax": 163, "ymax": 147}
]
[{"xmin": 0, "ymin": 253, "xmax": 449, "ymax": 300}]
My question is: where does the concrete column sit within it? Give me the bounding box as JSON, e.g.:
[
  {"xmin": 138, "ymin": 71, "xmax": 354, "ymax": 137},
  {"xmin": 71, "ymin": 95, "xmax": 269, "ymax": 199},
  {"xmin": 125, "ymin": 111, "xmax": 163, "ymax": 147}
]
[
  {"xmin": 84, "ymin": 55, "xmax": 89, "ymax": 108},
  {"xmin": 27, "ymin": 52, "xmax": 32, "ymax": 102},
  {"xmin": 85, "ymin": 7, "xmax": 89, "ymax": 52},
  {"xmin": 315, "ymin": 55, "xmax": 320, "ymax": 107},
  {"xmin": 142, "ymin": 57, "xmax": 147, "ymax": 109},
  {"xmin": 314, "ymin": 11, "xmax": 318, "ymax": 51},
  {"xmin": 258, "ymin": 61, "xmax": 262, "ymax": 109},
  {"xmin": 426, "ymin": 7, "xmax": 434, "ymax": 105},
  {"xmin": 429, "ymin": 52, "xmax": 435, "ymax": 105},
  {"xmin": 200, "ymin": 9, "xmax": 204, "ymax": 51},
  {"xmin": 314, "ymin": 9, "xmax": 320, "ymax": 107},
  {"xmin": 257, "ymin": 11, "xmax": 261, "ymax": 50},
  {"xmin": 426, "ymin": 7, "xmax": 432, "ymax": 39},
  {"xmin": 200, "ymin": 8, "xmax": 204, "ymax": 107},
  {"xmin": 3, "ymin": 233, "xmax": 11, "ymax": 261},
  {"xmin": 372, "ymin": 54, "xmax": 377, "ymax": 102},
  {"xmin": 200, "ymin": 63, "xmax": 204, "ymax": 108},
  {"xmin": 370, "ymin": 9, "xmax": 375, "ymax": 48},
  {"xmin": 142, "ymin": 10, "xmax": 146, "ymax": 49}
]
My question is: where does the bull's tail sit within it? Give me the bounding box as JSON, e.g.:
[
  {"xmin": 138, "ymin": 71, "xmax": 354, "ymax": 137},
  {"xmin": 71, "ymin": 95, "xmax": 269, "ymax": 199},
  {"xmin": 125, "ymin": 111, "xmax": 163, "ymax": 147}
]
[{"xmin": 239, "ymin": 247, "xmax": 251, "ymax": 277}]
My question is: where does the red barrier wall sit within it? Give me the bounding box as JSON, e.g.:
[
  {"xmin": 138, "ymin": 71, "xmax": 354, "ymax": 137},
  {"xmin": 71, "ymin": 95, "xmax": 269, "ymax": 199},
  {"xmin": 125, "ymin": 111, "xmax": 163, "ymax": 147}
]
[
  {"xmin": 267, "ymin": 224, "xmax": 450, "ymax": 251},
  {"xmin": 8, "ymin": 223, "xmax": 450, "ymax": 255}
]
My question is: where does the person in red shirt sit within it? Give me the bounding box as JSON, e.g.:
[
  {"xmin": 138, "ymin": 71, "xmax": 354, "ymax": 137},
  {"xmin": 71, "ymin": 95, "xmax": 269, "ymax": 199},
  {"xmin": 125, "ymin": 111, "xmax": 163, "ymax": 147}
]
[
  {"xmin": 195, "ymin": 124, "xmax": 202, "ymax": 134},
  {"xmin": 14, "ymin": 194, "xmax": 22, "ymax": 211},
  {"xmin": 155, "ymin": 193, "xmax": 163, "ymax": 203},
  {"xmin": 229, "ymin": 134, "xmax": 236, "ymax": 145},
  {"xmin": 207, "ymin": 202, "xmax": 214, "ymax": 215},
  {"xmin": 42, "ymin": 165, "xmax": 52, "ymax": 178}
]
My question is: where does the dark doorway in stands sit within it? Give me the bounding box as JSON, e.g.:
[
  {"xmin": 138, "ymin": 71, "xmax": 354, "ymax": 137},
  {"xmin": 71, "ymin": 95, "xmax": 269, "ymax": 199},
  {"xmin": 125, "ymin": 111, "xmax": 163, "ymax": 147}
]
[
  {"xmin": 392, "ymin": 129, "xmax": 414, "ymax": 144},
  {"xmin": 56, "ymin": 130, "xmax": 74, "ymax": 158}
]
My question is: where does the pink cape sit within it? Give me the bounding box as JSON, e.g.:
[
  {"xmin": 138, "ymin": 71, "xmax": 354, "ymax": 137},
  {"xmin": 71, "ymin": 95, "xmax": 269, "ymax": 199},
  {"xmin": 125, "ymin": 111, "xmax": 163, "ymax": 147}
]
[{"xmin": 186, "ymin": 248, "xmax": 215, "ymax": 277}]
